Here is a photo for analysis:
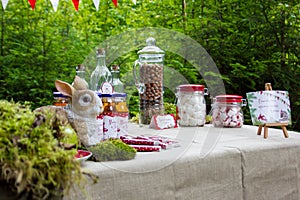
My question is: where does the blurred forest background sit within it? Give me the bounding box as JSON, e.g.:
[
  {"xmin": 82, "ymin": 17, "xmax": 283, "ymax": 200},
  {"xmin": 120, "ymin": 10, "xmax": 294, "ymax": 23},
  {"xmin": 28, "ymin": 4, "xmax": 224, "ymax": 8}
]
[{"xmin": 0, "ymin": 0, "xmax": 299, "ymax": 130}]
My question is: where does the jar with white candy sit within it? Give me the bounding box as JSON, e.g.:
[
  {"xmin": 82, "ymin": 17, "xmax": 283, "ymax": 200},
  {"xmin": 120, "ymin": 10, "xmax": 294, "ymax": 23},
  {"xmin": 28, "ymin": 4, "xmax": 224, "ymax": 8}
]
[
  {"xmin": 176, "ymin": 84, "xmax": 208, "ymax": 127},
  {"xmin": 211, "ymin": 95, "xmax": 246, "ymax": 128}
]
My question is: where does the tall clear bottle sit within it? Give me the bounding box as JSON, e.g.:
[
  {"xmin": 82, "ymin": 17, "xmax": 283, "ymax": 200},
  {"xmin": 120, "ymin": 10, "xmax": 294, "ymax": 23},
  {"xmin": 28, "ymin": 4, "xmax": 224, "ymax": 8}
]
[
  {"xmin": 73, "ymin": 64, "xmax": 88, "ymax": 89},
  {"xmin": 90, "ymin": 48, "xmax": 112, "ymax": 91},
  {"xmin": 76, "ymin": 64, "xmax": 86, "ymax": 80},
  {"xmin": 111, "ymin": 65, "xmax": 124, "ymax": 93}
]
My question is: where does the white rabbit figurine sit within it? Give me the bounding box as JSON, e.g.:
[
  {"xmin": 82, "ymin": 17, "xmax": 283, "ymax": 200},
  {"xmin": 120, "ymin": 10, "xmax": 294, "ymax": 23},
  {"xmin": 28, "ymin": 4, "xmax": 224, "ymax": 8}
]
[{"xmin": 55, "ymin": 76, "xmax": 103, "ymax": 147}]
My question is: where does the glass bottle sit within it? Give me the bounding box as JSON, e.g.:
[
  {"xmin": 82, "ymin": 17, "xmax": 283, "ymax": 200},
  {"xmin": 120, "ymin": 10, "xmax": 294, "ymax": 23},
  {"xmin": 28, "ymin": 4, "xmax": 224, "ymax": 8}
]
[
  {"xmin": 76, "ymin": 64, "xmax": 86, "ymax": 80},
  {"xmin": 90, "ymin": 48, "xmax": 112, "ymax": 92},
  {"xmin": 176, "ymin": 84, "xmax": 208, "ymax": 127},
  {"xmin": 111, "ymin": 65, "xmax": 124, "ymax": 93},
  {"xmin": 73, "ymin": 64, "xmax": 88, "ymax": 89},
  {"xmin": 133, "ymin": 37, "xmax": 165, "ymax": 126},
  {"xmin": 211, "ymin": 95, "xmax": 246, "ymax": 128}
]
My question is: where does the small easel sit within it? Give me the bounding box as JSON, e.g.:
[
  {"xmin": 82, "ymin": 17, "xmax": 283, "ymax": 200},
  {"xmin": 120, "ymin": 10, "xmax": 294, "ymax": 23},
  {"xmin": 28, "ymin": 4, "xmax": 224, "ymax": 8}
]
[{"xmin": 257, "ymin": 83, "xmax": 289, "ymax": 139}]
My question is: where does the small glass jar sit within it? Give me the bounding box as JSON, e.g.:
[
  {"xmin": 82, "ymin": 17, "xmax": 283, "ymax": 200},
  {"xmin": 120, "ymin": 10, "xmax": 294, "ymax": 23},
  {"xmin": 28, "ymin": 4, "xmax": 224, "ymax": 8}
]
[
  {"xmin": 102, "ymin": 94, "xmax": 117, "ymax": 139},
  {"xmin": 96, "ymin": 92, "xmax": 104, "ymax": 141},
  {"xmin": 113, "ymin": 93, "xmax": 129, "ymax": 137},
  {"xmin": 53, "ymin": 92, "xmax": 69, "ymax": 107},
  {"xmin": 176, "ymin": 84, "xmax": 208, "ymax": 127},
  {"xmin": 211, "ymin": 95, "xmax": 246, "ymax": 128}
]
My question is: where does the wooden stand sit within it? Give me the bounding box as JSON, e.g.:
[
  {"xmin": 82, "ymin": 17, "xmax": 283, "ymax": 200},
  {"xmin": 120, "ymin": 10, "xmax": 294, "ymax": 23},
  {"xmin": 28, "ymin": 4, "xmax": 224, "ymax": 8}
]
[
  {"xmin": 256, "ymin": 83, "xmax": 289, "ymax": 139},
  {"xmin": 257, "ymin": 123, "xmax": 289, "ymax": 139}
]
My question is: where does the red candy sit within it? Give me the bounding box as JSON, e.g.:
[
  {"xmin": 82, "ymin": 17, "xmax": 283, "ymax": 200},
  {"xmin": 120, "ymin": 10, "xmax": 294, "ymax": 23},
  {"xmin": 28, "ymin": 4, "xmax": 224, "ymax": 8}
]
[
  {"xmin": 120, "ymin": 135, "xmax": 179, "ymax": 152},
  {"xmin": 129, "ymin": 145, "xmax": 161, "ymax": 152},
  {"xmin": 121, "ymin": 138, "xmax": 159, "ymax": 146}
]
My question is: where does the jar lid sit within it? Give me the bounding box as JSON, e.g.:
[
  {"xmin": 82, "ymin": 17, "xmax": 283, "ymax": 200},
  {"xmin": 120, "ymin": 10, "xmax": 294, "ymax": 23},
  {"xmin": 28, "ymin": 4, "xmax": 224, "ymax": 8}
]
[
  {"xmin": 96, "ymin": 92, "xmax": 102, "ymax": 97},
  {"xmin": 215, "ymin": 95, "xmax": 243, "ymax": 103},
  {"xmin": 101, "ymin": 93, "xmax": 113, "ymax": 98},
  {"xmin": 112, "ymin": 92, "xmax": 127, "ymax": 97},
  {"xmin": 138, "ymin": 37, "xmax": 165, "ymax": 55},
  {"xmin": 53, "ymin": 92, "xmax": 68, "ymax": 98},
  {"xmin": 177, "ymin": 84, "xmax": 205, "ymax": 92}
]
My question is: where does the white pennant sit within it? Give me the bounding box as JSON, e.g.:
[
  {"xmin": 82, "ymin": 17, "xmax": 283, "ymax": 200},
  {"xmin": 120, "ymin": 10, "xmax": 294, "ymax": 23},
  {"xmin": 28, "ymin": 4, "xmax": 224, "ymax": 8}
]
[
  {"xmin": 132, "ymin": 0, "xmax": 136, "ymax": 4},
  {"xmin": 50, "ymin": 0, "xmax": 59, "ymax": 12},
  {"xmin": 2, "ymin": 0, "xmax": 8, "ymax": 9},
  {"xmin": 93, "ymin": 0, "xmax": 100, "ymax": 11}
]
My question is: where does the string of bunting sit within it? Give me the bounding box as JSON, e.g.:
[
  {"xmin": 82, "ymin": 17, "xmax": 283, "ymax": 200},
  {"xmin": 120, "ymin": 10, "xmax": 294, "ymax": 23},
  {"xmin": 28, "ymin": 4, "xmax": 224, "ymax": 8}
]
[{"xmin": 1, "ymin": 0, "xmax": 137, "ymax": 11}]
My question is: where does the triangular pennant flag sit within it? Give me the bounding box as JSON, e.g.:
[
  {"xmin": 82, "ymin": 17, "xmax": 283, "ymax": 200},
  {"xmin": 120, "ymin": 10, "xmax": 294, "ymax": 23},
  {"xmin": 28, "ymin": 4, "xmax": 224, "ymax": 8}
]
[
  {"xmin": 112, "ymin": 0, "xmax": 117, "ymax": 7},
  {"xmin": 2, "ymin": 0, "xmax": 8, "ymax": 9},
  {"xmin": 72, "ymin": 0, "xmax": 80, "ymax": 11},
  {"xmin": 132, "ymin": 0, "xmax": 136, "ymax": 4},
  {"xmin": 50, "ymin": 0, "xmax": 59, "ymax": 12},
  {"xmin": 28, "ymin": 0, "xmax": 36, "ymax": 10},
  {"xmin": 93, "ymin": 0, "xmax": 100, "ymax": 11}
]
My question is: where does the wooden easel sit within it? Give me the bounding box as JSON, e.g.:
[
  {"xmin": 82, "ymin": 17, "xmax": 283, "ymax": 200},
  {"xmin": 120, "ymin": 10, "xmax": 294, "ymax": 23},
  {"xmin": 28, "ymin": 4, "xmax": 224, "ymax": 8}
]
[{"xmin": 257, "ymin": 83, "xmax": 289, "ymax": 139}]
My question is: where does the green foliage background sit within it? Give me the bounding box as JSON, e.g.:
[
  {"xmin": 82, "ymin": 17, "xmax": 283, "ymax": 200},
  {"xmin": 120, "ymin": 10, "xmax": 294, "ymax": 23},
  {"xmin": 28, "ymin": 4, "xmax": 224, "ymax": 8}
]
[{"xmin": 0, "ymin": 0, "xmax": 299, "ymax": 130}]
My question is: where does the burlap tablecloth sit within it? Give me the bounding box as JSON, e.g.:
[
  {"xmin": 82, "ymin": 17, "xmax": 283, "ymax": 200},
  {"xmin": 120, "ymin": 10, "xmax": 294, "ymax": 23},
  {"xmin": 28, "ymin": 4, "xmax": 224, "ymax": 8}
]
[{"xmin": 65, "ymin": 124, "xmax": 300, "ymax": 200}]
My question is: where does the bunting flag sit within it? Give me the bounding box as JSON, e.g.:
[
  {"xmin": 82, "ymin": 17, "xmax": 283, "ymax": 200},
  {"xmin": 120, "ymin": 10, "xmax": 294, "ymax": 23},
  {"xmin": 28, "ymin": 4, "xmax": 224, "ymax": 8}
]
[
  {"xmin": 28, "ymin": 0, "xmax": 36, "ymax": 10},
  {"xmin": 72, "ymin": 0, "xmax": 80, "ymax": 11},
  {"xmin": 93, "ymin": 0, "xmax": 100, "ymax": 11},
  {"xmin": 2, "ymin": 0, "xmax": 135, "ymax": 11},
  {"xmin": 112, "ymin": 0, "xmax": 117, "ymax": 7},
  {"xmin": 2, "ymin": 0, "xmax": 8, "ymax": 9},
  {"xmin": 50, "ymin": 0, "xmax": 59, "ymax": 12}
]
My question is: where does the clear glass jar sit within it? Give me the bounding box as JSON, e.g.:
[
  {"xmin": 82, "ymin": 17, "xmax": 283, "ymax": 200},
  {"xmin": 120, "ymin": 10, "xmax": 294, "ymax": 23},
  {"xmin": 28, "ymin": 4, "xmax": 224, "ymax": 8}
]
[
  {"xmin": 96, "ymin": 92, "xmax": 104, "ymax": 141},
  {"xmin": 53, "ymin": 92, "xmax": 69, "ymax": 107},
  {"xmin": 113, "ymin": 93, "xmax": 129, "ymax": 137},
  {"xmin": 133, "ymin": 37, "xmax": 165, "ymax": 125},
  {"xmin": 101, "ymin": 94, "xmax": 117, "ymax": 139},
  {"xmin": 176, "ymin": 84, "xmax": 208, "ymax": 127},
  {"xmin": 211, "ymin": 95, "xmax": 246, "ymax": 128}
]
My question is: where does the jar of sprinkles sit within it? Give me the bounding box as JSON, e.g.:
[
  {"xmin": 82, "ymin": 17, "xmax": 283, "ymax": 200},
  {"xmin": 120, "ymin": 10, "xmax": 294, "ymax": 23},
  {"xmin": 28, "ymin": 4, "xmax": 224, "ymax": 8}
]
[
  {"xmin": 211, "ymin": 95, "xmax": 246, "ymax": 128},
  {"xmin": 176, "ymin": 84, "xmax": 208, "ymax": 127},
  {"xmin": 53, "ymin": 92, "xmax": 69, "ymax": 107}
]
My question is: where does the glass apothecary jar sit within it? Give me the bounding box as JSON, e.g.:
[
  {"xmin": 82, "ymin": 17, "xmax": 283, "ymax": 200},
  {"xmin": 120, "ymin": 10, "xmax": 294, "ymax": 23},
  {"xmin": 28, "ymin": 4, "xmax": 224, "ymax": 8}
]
[
  {"xmin": 176, "ymin": 84, "xmax": 208, "ymax": 127},
  {"xmin": 133, "ymin": 37, "xmax": 165, "ymax": 125},
  {"xmin": 211, "ymin": 95, "xmax": 246, "ymax": 128}
]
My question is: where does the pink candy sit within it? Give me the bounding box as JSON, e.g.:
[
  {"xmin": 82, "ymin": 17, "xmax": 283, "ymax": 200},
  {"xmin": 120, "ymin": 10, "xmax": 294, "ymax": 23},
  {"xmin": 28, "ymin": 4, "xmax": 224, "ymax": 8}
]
[
  {"xmin": 122, "ymin": 138, "xmax": 159, "ymax": 146},
  {"xmin": 121, "ymin": 135, "xmax": 179, "ymax": 152},
  {"xmin": 129, "ymin": 145, "xmax": 161, "ymax": 152},
  {"xmin": 212, "ymin": 106, "xmax": 243, "ymax": 128}
]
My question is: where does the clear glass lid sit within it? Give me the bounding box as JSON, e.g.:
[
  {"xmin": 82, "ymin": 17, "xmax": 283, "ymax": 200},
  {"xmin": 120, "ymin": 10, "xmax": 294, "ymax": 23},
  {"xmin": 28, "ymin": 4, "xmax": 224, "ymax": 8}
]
[{"xmin": 138, "ymin": 37, "xmax": 165, "ymax": 55}]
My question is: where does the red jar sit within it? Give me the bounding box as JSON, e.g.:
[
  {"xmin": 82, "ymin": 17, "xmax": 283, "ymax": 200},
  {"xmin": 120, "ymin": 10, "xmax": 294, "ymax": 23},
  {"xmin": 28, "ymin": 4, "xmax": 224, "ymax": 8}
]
[
  {"xmin": 176, "ymin": 84, "xmax": 208, "ymax": 127},
  {"xmin": 211, "ymin": 95, "xmax": 246, "ymax": 128}
]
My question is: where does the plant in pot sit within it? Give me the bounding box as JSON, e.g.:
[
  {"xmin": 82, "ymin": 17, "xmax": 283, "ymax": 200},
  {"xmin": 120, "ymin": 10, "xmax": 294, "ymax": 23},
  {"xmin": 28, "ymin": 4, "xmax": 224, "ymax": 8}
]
[{"xmin": 0, "ymin": 100, "xmax": 85, "ymax": 200}]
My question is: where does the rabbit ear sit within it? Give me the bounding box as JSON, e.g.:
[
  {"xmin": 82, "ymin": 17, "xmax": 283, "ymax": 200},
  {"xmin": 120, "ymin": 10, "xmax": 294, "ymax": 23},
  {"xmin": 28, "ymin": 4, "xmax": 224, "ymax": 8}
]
[
  {"xmin": 55, "ymin": 79, "xmax": 75, "ymax": 97},
  {"xmin": 73, "ymin": 76, "xmax": 88, "ymax": 90}
]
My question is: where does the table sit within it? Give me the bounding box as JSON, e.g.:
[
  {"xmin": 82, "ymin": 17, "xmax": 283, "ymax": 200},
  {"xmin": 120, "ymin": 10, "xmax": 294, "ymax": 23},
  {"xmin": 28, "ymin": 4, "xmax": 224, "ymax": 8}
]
[{"xmin": 65, "ymin": 124, "xmax": 300, "ymax": 200}]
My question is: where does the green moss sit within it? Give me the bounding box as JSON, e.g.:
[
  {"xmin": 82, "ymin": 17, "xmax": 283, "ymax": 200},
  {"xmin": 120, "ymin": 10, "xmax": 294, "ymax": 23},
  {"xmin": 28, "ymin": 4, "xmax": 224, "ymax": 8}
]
[
  {"xmin": 87, "ymin": 139, "xmax": 136, "ymax": 162},
  {"xmin": 0, "ymin": 100, "xmax": 84, "ymax": 199}
]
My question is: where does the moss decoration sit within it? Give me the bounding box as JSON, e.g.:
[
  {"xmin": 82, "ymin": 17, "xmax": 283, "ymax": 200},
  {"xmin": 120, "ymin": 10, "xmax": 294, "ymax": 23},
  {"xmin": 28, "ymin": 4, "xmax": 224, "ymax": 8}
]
[
  {"xmin": 87, "ymin": 139, "xmax": 136, "ymax": 162},
  {"xmin": 0, "ymin": 100, "xmax": 84, "ymax": 200}
]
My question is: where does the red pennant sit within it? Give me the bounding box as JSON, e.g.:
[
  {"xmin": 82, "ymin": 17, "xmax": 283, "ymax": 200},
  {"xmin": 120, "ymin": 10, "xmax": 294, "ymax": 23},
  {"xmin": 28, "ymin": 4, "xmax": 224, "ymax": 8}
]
[
  {"xmin": 112, "ymin": 0, "xmax": 117, "ymax": 7},
  {"xmin": 72, "ymin": 0, "xmax": 80, "ymax": 11},
  {"xmin": 28, "ymin": 0, "xmax": 36, "ymax": 10}
]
